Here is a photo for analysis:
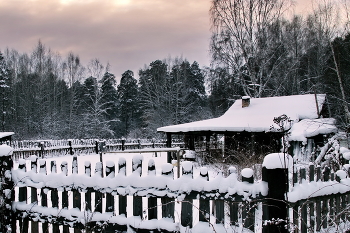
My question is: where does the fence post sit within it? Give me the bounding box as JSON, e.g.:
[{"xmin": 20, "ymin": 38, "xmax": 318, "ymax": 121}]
[
  {"xmin": 161, "ymin": 164, "xmax": 174, "ymax": 220},
  {"xmin": 39, "ymin": 160, "xmax": 48, "ymax": 207},
  {"xmin": 132, "ymin": 155, "xmax": 143, "ymax": 217},
  {"xmin": 181, "ymin": 161, "xmax": 193, "ymax": 228},
  {"xmin": 228, "ymin": 167, "xmax": 239, "ymax": 225},
  {"xmin": 85, "ymin": 161, "xmax": 92, "ymax": 211},
  {"xmin": 148, "ymin": 159, "xmax": 157, "ymax": 220},
  {"xmin": 61, "ymin": 161, "xmax": 69, "ymax": 209},
  {"xmin": 121, "ymin": 138, "xmax": 126, "ymax": 151},
  {"xmin": 30, "ymin": 155, "xmax": 39, "ymax": 232},
  {"xmin": 68, "ymin": 140, "xmax": 74, "ymax": 155},
  {"xmin": 241, "ymin": 168, "xmax": 255, "ymax": 232},
  {"xmin": 94, "ymin": 162, "xmax": 103, "ymax": 213},
  {"xmin": 118, "ymin": 158, "xmax": 127, "ymax": 216},
  {"xmin": 0, "ymin": 145, "xmax": 14, "ymax": 233},
  {"xmin": 105, "ymin": 161, "xmax": 115, "ymax": 213},
  {"xmin": 262, "ymin": 153, "xmax": 291, "ymax": 233},
  {"xmin": 199, "ymin": 167, "xmax": 210, "ymax": 223}
]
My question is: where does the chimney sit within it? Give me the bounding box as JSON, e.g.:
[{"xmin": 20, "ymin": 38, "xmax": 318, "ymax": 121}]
[{"xmin": 242, "ymin": 96, "xmax": 250, "ymax": 108}]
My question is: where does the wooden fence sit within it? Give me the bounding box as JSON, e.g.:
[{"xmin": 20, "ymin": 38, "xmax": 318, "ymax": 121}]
[
  {"xmin": 2, "ymin": 148, "xmax": 350, "ymax": 232},
  {"xmin": 11, "ymin": 138, "xmax": 184, "ymax": 160}
]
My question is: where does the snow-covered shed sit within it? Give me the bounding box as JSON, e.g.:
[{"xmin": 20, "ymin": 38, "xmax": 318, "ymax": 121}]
[
  {"xmin": 157, "ymin": 94, "xmax": 337, "ymax": 160},
  {"xmin": 0, "ymin": 132, "xmax": 14, "ymax": 145}
]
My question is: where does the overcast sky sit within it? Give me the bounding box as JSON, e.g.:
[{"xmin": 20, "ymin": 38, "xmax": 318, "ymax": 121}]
[{"xmin": 0, "ymin": 0, "xmax": 314, "ymax": 79}]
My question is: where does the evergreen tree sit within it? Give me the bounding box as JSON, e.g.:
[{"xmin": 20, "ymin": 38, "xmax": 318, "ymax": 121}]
[
  {"xmin": 117, "ymin": 70, "xmax": 139, "ymax": 136},
  {"xmin": 100, "ymin": 72, "xmax": 119, "ymax": 135},
  {"xmin": 0, "ymin": 51, "xmax": 11, "ymax": 131}
]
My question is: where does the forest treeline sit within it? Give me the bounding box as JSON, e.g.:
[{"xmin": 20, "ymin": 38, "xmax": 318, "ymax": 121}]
[{"xmin": 1, "ymin": 0, "xmax": 350, "ymax": 139}]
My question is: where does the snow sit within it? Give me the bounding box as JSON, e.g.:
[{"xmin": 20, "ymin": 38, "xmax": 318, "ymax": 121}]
[
  {"xmin": 241, "ymin": 168, "xmax": 254, "ymax": 178},
  {"xmin": 0, "ymin": 144, "xmax": 13, "ymax": 156},
  {"xmin": 288, "ymin": 118, "xmax": 338, "ymax": 143},
  {"xmin": 0, "ymin": 131, "xmax": 14, "ymax": 139},
  {"xmin": 262, "ymin": 153, "xmax": 293, "ymax": 169},
  {"xmin": 158, "ymin": 94, "xmax": 326, "ymax": 133},
  {"xmin": 288, "ymin": 175, "xmax": 350, "ymax": 202}
]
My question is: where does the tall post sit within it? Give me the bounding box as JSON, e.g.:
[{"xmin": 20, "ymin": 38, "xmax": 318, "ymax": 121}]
[
  {"xmin": 262, "ymin": 153, "xmax": 291, "ymax": 233},
  {"xmin": 0, "ymin": 145, "xmax": 14, "ymax": 233},
  {"xmin": 166, "ymin": 132, "xmax": 172, "ymax": 163}
]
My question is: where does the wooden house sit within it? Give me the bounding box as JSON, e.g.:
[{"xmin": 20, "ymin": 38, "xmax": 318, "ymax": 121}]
[{"xmin": 157, "ymin": 94, "xmax": 337, "ymax": 162}]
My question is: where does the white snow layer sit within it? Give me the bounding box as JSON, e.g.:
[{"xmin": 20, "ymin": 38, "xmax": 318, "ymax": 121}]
[
  {"xmin": 0, "ymin": 144, "xmax": 13, "ymax": 156},
  {"xmin": 157, "ymin": 94, "xmax": 326, "ymax": 133},
  {"xmin": 262, "ymin": 153, "xmax": 293, "ymax": 169},
  {"xmin": 288, "ymin": 118, "xmax": 338, "ymax": 143}
]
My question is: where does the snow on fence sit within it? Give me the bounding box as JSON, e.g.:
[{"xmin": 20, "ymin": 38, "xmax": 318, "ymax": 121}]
[
  {"xmin": 11, "ymin": 155, "xmax": 267, "ymax": 233},
  {"xmin": 11, "ymin": 138, "xmax": 184, "ymax": 160},
  {"xmin": 3, "ymin": 147, "xmax": 350, "ymax": 232}
]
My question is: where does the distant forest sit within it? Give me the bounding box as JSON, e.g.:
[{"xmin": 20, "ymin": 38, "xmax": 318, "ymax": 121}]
[{"xmin": 1, "ymin": 0, "xmax": 350, "ymax": 140}]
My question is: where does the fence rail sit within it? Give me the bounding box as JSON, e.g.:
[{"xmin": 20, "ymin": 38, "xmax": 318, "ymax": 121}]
[{"xmin": 10, "ymin": 138, "xmax": 185, "ymax": 160}]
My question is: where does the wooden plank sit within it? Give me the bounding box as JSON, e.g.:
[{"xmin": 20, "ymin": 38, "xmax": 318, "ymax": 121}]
[
  {"xmin": 148, "ymin": 197, "xmax": 157, "ymax": 220},
  {"xmin": 161, "ymin": 197, "xmax": 174, "ymax": 220},
  {"xmin": 199, "ymin": 199, "xmax": 210, "ymax": 222},
  {"xmin": 181, "ymin": 197, "xmax": 193, "ymax": 227},
  {"xmin": 214, "ymin": 200, "xmax": 225, "ymax": 224}
]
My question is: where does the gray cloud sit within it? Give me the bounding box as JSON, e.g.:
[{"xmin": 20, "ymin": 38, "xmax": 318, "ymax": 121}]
[{"xmin": 0, "ymin": 0, "xmax": 212, "ymax": 79}]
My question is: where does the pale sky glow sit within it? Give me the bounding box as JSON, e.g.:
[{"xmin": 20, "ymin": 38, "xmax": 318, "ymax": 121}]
[{"xmin": 0, "ymin": 0, "xmax": 322, "ymax": 79}]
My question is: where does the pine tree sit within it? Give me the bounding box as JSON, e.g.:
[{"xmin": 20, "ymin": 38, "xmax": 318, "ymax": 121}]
[
  {"xmin": 117, "ymin": 70, "xmax": 139, "ymax": 136},
  {"xmin": 0, "ymin": 51, "xmax": 11, "ymax": 131}
]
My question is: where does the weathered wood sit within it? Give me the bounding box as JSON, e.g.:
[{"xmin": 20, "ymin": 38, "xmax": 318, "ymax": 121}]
[
  {"xmin": 161, "ymin": 197, "xmax": 174, "ymax": 220},
  {"xmin": 309, "ymin": 164, "xmax": 315, "ymax": 182},
  {"xmin": 118, "ymin": 158, "xmax": 127, "ymax": 216},
  {"xmin": 18, "ymin": 160, "xmax": 27, "ymax": 202},
  {"xmin": 94, "ymin": 162, "xmax": 103, "ymax": 213},
  {"xmin": 230, "ymin": 202, "xmax": 239, "ymax": 226},
  {"xmin": 52, "ymin": 223, "xmax": 59, "ymax": 233},
  {"xmin": 322, "ymin": 198, "xmax": 328, "ymax": 229},
  {"xmin": 148, "ymin": 197, "xmax": 157, "ymax": 220},
  {"xmin": 61, "ymin": 161, "xmax": 69, "ymax": 209},
  {"xmin": 214, "ymin": 200, "xmax": 224, "ymax": 224},
  {"xmin": 39, "ymin": 160, "xmax": 48, "ymax": 207},
  {"xmin": 105, "ymin": 161, "xmax": 115, "ymax": 213},
  {"xmin": 301, "ymin": 201, "xmax": 307, "ymax": 233},
  {"xmin": 309, "ymin": 201, "xmax": 315, "ymax": 230},
  {"xmin": 31, "ymin": 220, "xmax": 39, "ymax": 233},
  {"xmin": 316, "ymin": 199, "xmax": 321, "ymax": 231},
  {"xmin": 181, "ymin": 197, "xmax": 193, "ymax": 227},
  {"xmin": 243, "ymin": 202, "xmax": 255, "ymax": 232},
  {"xmin": 30, "ymin": 156, "xmax": 38, "ymax": 206}
]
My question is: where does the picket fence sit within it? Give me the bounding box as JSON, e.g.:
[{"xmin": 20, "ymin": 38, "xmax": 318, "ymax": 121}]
[
  {"xmin": 2, "ymin": 150, "xmax": 350, "ymax": 232},
  {"xmin": 11, "ymin": 138, "xmax": 184, "ymax": 160}
]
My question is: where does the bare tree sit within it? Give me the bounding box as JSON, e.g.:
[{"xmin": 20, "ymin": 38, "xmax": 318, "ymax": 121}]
[{"xmin": 210, "ymin": 0, "xmax": 292, "ymax": 97}]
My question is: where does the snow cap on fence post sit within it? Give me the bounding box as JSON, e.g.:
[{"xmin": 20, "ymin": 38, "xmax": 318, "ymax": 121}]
[
  {"xmin": 39, "ymin": 159, "xmax": 47, "ymax": 175},
  {"xmin": 148, "ymin": 159, "xmax": 156, "ymax": 176},
  {"xmin": 161, "ymin": 163, "xmax": 174, "ymax": 178},
  {"xmin": 241, "ymin": 168, "xmax": 254, "ymax": 183},
  {"xmin": 106, "ymin": 161, "xmax": 115, "ymax": 178},
  {"xmin": 72, "ymin": 155, "xmax": 78, "ymax": 174},
  {"xmin": 61, "ymin": 161, "xmax": 68, "ymax": 176},
  {"xmin": 85, "ymin": 161, "xmax": 91, "ymax": 177},
  {"xmin": 30, "ymin": 155, "xmax": 38, "ymax": 172},
  {"xmin": 95, "ymin": 162, "xmax": 103, "ymax": 177},
  {"xmin": 118, "ymin": 157, "xmax": 126, "ymax": 176},
  {"xmin": 200, "ymin": 167, "xmax": 209, "ymax": 181},
  {"xmin": 132, "ymin": 155, "xmax": 143, "ymax": 176},
  {"xmin": 0, "ymin": 144, "xmax": 14, "ymax": 233},
  {"xmin": 182, "ymin": 161, "xmax": 193, "ymax": 178}
]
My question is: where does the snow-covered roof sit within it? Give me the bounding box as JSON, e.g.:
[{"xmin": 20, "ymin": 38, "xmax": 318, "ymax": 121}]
[
  {"xmin": 157, "ymin": 94, "xmax": 326, "ymax": 133},
  {"xmin": 288, "ymin": 118, "xmax": 338, "ymax": 143},
  {"xmin": 0, "ymin": 132, "xmax": 14, "ymax": 139}
]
